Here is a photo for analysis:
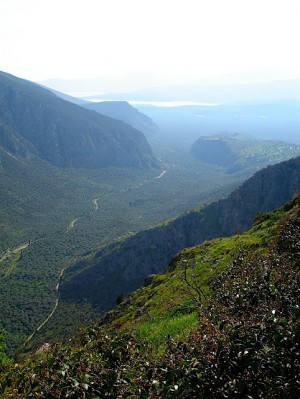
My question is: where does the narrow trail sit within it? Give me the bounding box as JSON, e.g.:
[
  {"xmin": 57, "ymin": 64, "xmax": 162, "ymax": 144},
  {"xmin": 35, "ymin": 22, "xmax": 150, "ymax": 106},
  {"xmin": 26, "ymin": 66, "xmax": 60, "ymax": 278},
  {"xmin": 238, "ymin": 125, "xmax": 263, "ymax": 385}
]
[
  {"xmin": 26, "ymin": 194, "xmax": 101, "ymax": 345},
  {"xmin": 154, "ymin": 170, "xmax": 167, "ymax": 179},
  {"xmin": 0, "ymin": 241, "xmax": 31, "ymax": 263},
  {"xmin": 23, "ymin": 172, "xmax": 166, "ymax": 347},
  {"xmin": 24, "ymin": 265, "xmax": 68, "ymax": 346},
  {"xmin": 123, "ymin": 170, "xmax": 168, "ymax": 192},
  {"xmin": 70, "ymin": 218, "xmax": 78, "ymax": 228},
  {"xmin": 93, "ymin": 197, "xmax": 99, "ymax": 212},
  {"xmin": 66, "ymin": 218, "xmax": 79, "ymax": 232}
]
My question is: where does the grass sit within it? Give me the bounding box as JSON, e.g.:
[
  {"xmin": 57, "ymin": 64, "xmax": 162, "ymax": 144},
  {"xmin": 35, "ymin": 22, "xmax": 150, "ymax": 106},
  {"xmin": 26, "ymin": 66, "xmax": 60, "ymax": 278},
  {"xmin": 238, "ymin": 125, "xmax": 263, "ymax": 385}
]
[
  {"xmin": 136, "ymin": 312, "xmax": 198, "ymax": 351},
  {"xmin": 107, "ymin": 207, "xmax": 286, "ymax": 349}
]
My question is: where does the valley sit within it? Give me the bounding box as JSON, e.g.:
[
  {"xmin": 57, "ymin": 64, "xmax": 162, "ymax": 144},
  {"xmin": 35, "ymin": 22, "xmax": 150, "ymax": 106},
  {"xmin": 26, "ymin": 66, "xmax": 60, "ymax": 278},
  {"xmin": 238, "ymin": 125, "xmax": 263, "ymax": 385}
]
[
  {"xmin": 2, "ymin": 133, "xmax": 299, "ymax": 354},
  {"xmin": 0, "ymin": 142, "xmax": 246, "ymax": 353},
  {"xmin": 1, "ymin": 73, "xmax": 300, "ymax": 357},
  {"xmin": 1, "ymin": 1, "xmax": 300, "ymax": 396}
]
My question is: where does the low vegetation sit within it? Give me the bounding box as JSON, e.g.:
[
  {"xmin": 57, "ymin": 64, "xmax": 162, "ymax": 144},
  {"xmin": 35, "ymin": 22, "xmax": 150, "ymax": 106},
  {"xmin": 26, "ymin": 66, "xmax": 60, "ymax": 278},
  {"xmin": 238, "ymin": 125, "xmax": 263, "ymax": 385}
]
[
  {"xmin": 1, "ymin": 193, "xmax": 299, "ymax": 398},
  {"xmin": 0, "ymin": 143, "xmax": 244, "ymax": 353},
  {"xmin": 4, "ymin": 132, "xmax": 296, "ymax": 354}
]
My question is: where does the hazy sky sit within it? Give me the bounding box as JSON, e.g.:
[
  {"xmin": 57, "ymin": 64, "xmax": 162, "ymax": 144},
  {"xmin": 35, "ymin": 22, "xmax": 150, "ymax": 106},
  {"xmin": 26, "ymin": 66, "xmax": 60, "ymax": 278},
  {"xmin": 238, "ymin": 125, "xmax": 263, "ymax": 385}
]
[{"xmin": 1, "ymin": 0, "xmax": 300, "ymax": 91}]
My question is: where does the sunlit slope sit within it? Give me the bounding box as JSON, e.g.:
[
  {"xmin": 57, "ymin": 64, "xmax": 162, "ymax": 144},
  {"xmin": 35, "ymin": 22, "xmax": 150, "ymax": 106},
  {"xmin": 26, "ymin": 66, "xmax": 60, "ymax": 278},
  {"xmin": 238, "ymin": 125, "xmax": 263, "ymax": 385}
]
[
  {"xmin": 1, "ymin": 192, "xmax": 299, "ymax": 398},
  {"xmin": 105, "ymin": 196, "xmax": 291, "ymax": 346}
]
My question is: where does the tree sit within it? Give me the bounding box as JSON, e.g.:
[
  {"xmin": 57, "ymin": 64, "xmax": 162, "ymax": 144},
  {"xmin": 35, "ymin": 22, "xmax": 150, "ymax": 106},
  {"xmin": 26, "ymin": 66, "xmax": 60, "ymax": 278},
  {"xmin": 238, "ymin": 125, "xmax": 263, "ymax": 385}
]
[{"xmin": 0, "ymin": 328, "xmax": 10, "ymax": 366}]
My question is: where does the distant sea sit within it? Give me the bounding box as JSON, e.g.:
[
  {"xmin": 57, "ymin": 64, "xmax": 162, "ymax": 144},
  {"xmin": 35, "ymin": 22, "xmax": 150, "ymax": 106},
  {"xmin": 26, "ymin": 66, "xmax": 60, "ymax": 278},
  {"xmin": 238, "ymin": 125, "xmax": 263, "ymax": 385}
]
[
  {"xmin": 67, "ymin": 92, "xmax": 218, "ymax": 107},
  {"xmin": 129, "ymin": 101, "xmax": 218, "ymax": 107}
]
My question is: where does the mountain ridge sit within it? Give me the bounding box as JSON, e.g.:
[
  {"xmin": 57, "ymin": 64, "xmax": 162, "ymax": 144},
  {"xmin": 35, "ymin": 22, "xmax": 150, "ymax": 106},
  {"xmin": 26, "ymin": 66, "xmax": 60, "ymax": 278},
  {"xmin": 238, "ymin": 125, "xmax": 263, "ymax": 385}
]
[
  {"xmin": 0, "ymin": 72, "xmax": 158, "ymax": 169},
  {"xmin": 59, "ymin": 156, "xmax": 300, "ymax": 312},
  {"xmin": 82, "ymin": 101, "xmax": 158, "ymax": 137}
]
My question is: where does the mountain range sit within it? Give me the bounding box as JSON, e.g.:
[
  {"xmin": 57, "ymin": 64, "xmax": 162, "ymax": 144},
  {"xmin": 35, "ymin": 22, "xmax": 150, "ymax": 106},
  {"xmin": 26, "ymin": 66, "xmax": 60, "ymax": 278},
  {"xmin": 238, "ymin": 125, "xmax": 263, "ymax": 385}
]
[
  {"xmin": 0, "ymin": 72, "xmax": 158, "ymax": 169},
  {"xmin": 0, "ymin": 72, "xmax": 300, "ymax": 349},
  {"xmin": 0, "ymin": 71, "xmax": 300, "ymax": 397}
]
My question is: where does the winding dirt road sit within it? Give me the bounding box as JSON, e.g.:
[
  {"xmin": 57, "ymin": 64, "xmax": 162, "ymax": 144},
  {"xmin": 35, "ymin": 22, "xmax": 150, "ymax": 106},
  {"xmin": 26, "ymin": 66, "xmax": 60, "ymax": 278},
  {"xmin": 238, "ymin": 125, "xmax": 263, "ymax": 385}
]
[
  {"xmin": 93, "ymin": 197, "xmax": 99, "ymax": 212},
  {"xmin": 24, "ymin": 265, "xmax": 68, "ymax": 345},
  {"xmin": 0, "ymin": 241, "xmax": 31, "ymax": 263}
]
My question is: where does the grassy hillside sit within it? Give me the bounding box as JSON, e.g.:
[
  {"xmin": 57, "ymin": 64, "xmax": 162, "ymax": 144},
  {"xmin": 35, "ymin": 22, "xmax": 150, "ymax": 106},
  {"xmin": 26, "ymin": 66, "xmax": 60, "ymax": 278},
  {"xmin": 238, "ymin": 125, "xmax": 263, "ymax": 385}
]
[
  {"xmin": 54, "ymin": 156, "xmax": 300, "ymax": 335},
  {"xmin": 103, "ymin": 199, "xmax": 289, "ymax": 347},
  {"xmin": 1, "ymin": 193, "xmax": 299, "ymax": 398}
]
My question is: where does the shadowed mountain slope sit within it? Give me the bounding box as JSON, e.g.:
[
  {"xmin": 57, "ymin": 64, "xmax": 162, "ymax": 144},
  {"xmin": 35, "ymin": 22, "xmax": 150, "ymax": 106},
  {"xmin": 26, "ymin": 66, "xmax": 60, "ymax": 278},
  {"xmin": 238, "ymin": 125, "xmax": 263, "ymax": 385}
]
[
  {"xmin": 0, "ymin": 72, "xmax": 158, "ymax": 169},
  {"xmin": 60, "ymin": 156, "xmax": 300, "ymax": 310}
]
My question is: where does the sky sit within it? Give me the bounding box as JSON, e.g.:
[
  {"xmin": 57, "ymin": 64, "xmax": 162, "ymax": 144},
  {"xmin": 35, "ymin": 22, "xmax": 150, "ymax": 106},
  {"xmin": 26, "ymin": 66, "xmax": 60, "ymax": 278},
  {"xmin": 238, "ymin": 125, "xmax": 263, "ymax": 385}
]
[{"xmin": 1, "ymin": 0, "xmax": 300, "ymax": 92}]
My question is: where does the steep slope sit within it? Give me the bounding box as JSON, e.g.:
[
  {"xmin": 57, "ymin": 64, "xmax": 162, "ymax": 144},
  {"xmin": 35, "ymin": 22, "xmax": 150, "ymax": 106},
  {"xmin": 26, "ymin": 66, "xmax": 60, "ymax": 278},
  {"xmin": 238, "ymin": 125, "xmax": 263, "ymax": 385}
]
[
  {"xmin": 1, "ymin": 193, "xmax": 299, "ymax": 398},
  {"xmin": 83, "ymin": 101, "xmax": 158, "ymax": 137},
  {"xmin": 60, "ymin": 156, "xmax": 300, "ymax": 312},
  {"xmin": 104, "ymin": 192, "xmax": 300, "ymax": 341},
  {"xmin": 0, "ymin": 72, "xmax": 158, "ymax": 169}
]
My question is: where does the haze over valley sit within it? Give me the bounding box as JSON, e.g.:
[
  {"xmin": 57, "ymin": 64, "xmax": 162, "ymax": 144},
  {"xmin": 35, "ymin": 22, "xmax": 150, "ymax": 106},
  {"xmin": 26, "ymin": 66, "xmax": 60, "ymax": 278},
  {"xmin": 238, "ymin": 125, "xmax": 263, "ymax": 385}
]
[
  {"xmin": 1, "ymin": 1, "xmax": 300, "ymax": 397},
  {"xmin": 1, "ymin": 70, "xmax": 299, "ymax": 355}
]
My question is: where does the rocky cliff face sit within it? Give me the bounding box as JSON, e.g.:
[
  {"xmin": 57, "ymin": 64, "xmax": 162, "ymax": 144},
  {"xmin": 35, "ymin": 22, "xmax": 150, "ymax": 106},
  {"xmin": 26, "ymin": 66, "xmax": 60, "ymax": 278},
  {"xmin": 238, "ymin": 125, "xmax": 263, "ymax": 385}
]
[
  {"xmin": 60, "ymin": 156, "xmax": 300, "ymax": 310},
  {"xmin": 0, "ymin": 72, "xmax": 158, "ymax": 169}
]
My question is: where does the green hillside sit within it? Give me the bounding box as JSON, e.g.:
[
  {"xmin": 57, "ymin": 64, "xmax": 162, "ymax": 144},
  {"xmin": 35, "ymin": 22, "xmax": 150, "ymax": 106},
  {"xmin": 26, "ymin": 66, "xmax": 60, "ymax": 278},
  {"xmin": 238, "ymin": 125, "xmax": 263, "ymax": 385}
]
[
  {"xmin": 1, "ymin": 193, "xmax": 299, "ymax": 398},
  {"xmin": 103, "ymin": 197, "xmax": 291, "ymax": 347},
  {"xmin": 1, "ymin": 155, "xmax": 295, "ymax": 356},
  {"xmin": 1, "ymin": 72, "xmax": 300, "ymax": 360}
]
